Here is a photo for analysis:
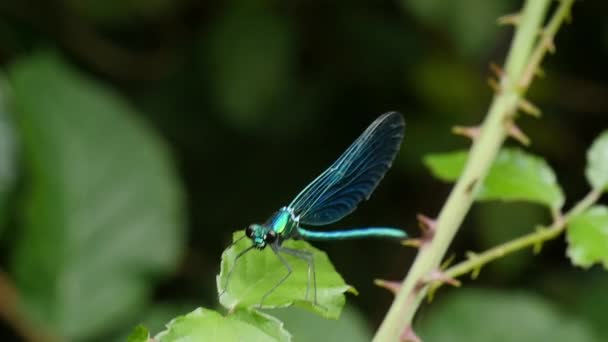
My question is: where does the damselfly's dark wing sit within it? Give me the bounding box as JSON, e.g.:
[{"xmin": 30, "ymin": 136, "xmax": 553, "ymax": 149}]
[{"xmin": 288, "ymin": 112, "xmax": 405, "ymax": 226}]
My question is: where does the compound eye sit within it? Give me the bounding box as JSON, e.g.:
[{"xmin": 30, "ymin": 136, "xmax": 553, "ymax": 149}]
[
  {"xmin": 265, "ymin": 230, "xmax": 277, "ymax": 244},
  {"xmin": 245, "ymin": 225, "xmax": 254, "ymax": 238}
]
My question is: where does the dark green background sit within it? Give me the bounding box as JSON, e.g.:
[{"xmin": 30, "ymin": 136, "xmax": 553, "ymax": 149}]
[{"xmin": 1, "ymin": 0, "xmax": 607, "ymax": 341}]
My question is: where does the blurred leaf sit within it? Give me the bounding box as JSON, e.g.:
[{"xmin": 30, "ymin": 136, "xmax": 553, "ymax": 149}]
[
  {"xmin": 417, "ymin": 288, "xmax": 597, "ymax": 342},
  {"xmin": 127, "ymin": 325, "xmax": 149, "ymax": 342},
  {"xmin": 154, "ymin": 307, "xmax": 290, "ymax": 342},
  {"xmin": 566, "ymin": 206, "xmax": 608, "ymax": 268},
  {"xmin": 203, "ymin": 1, "xmax": 295, "ymax": 131},
  {"xmin": 0, "ymin": 74, "xmax": 17, "ymax": 235},
  {"xmin": 217, "ymin": 232, "xmax": 355, "ymax": 319},
  {"xmin": 424, "ymin": 148, "xmax": 565, "ymax": 210},
  {"xmin": 585, "ymin": 131, "xmax": 608, "ymax": 191},
  {"xmin": 474, "ymin": 202, "xmax": 548, "ymax": 279},
  {"xmin": 401, "ymin": 0, "xmax": 509, "ymax": 59},
  {"xmin": 9, "ymin": 52, "xmax": 185, "ymax": 339},
  {"xmin": 271, "ymin": 305, "xmax": 371, "ymax": 342},
  {"xmin": 569, "ymin": 273, "xmax": 608, "ymax": 338},
  {"xmin": 424, "ymin": 149, "xmax": 468, "ymax": 181},
  {"xmin": 410, "ymin": 57, "xmax": 486, "ymax": 115},
  {"xmin": 63, "ymin": 0, "xmax": 176, "ymax": 25}
]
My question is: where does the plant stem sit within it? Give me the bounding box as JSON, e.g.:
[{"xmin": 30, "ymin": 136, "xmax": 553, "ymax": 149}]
[
  {"xmin": 435, "ymin": 188, "xmax": 602, "ymax": 288},
  {"xmin": 0, "ymin": 271, "xmax": 56, "ymax": 342},
  {"xmin": 373, "ymin": 1, "xmax": 575, "ymax": 340}
]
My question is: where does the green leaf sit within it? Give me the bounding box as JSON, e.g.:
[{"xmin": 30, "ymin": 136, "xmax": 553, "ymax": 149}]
[
  {"xmin": 9, "ymin": 52, "xmax": 185, "ymax": 339},
  {"xmin": 217, "ymin": 232, "xmax": 355, "ymax": 319},
  {"xmin": 127, "ymin": 325, "xmax": 150, "ymax": 342},
  {"xmin": 585, "ymin": 131, "xmax": 608, "ymax": 191},
  {"xmin": 423, "ymin": 149, "xmax": 468, "ymax": 181},
  {"xmin": 272, "ymin": 305, "xmax": 372, "ymax": 342},
  {"xmin": 417, "ymin": 289, "xmax": 597, "ymax": 342},
  {"xmin": 114, "ymin": 303, "xmax": 196, "ymax": 342},
  {"xmin": 424, "ymin": 148, "xmax": 565, "ymax": 209},
  {"xmin": 566, "ymin": 206, "xmax": 608, "ymax": 268},
  {"xmin": 155, "ymin": 308, "xmax": 291, "ymax": 342}
]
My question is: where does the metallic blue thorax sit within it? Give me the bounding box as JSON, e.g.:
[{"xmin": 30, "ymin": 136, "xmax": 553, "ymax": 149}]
[{"xmin": 267, "ymin": 207, "xmax": 299, "ymax": 238}]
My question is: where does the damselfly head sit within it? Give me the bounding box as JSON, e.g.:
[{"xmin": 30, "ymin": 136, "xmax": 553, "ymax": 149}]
[{"xmin": 246, "ymin": 224, "xmax": 276, "ymax": 249}]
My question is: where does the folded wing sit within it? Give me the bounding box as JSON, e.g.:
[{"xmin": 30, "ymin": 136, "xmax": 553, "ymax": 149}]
[{"xmin": 288, "ymin": 112, "xmax": 405, "ymax": 226}]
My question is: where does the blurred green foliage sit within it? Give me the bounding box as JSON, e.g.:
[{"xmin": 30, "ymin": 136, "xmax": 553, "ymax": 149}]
[
  {"xmin": 8, "ymin": 52, "xmax": 184, "ymax": 339},
  {"xmin": 0, "ymin": 0, "xmax": 607, "ymax": 341},
  {"xmin": 417, "ymin": 288, "xmax": 598, "ymax": 341}
]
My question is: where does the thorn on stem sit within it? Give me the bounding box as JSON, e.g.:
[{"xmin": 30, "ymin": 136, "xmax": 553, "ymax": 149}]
[
  {"xmin": 440, "ymin": 254, "xmax": 457, "ymax": 270},
  {"xmin": 489, "ymin": 63, "xmax": 504, "ymax": 78},
  {"xmin": 417, "ymin": 214, "xmax": 437, "ymax": 232},
  {"xmin": 535, "ymin": 67, "xmax": 546, "ymax": 78},
  {"xmin": 497, "ymin": 13, "xmax": 520, "ymax": 26},
  {"xmin": 401, "ymin": 326, "xmax": 422, "ymax": 342},
  {"xmin": 488, "ymin": 77, "xmax": 501, "ymax": 93},
  {"xmin": 374, "ymin": 279, "xmax": 401, "ymax": 295},
  {"xmin": 545, "ymin": 39, "xmax": 556, "ymax": 54},
  {"xmin": 539, "ymin": 29, "xmax": 556, "ymax": 53},
  {"xmin": 452, "ymin": 125, "xmax": 480, "ymax": 141},
  {"xmin": 533, "ymin": 241, "xmax": 543, "ymax": 254},
  {"xmin": 416, "ymin": 214, "xmax": 437, "ymax": 244},
  {"xmin": 466, "ymin": 251, "xmax": 482, "ymax": 279},
  {"xmin": 402, "ymin": 238, "xmax": 422, "ymax": 248},
  {"xmin": 506, "ymin": 120, "xmax": 531, "ymax": 146},
  {"xmin": 518, "ymin": 98, "xmax": 542, "ymax": 117}
]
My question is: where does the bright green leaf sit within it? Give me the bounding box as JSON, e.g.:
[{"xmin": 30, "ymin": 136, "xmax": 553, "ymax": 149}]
[
  {"xmin": 424, "ymin": 148, "xmax": 565, "ymax": 209},
  {"xmin": 127, "ymin": 325, "xmax": 150, "ymax": 342},
  {"xmin": 585, "ymin": 131, "xmax": 608, "ymax": 191},
  {"xmin": 272, "ymin": 305, "xmax": 372, "ymax": 342},
  {"xmin": 9, "ymin": 52, "xmax": 185, "ymax": 339},
  {"xmin": 566, "ymin": 206, "xmax": 608, "ymax": 268},
  {"xmin": 417, "ymin": 289, "xmax": 597, "ymax": 342},
  {"xmin": 114, "ymin": 303, "xmax": 196, "ymax": 342},
  {"xmin": 217, "ymin": 232, "xmax": 355, "ymax": 319},
  {"xmin": 230, "ymin": 308, "xmax": 291, "ymax": 341},
  {"xmin": 155, "ymin": 308, "xmax": 290, "ymax": 342},
  {"xmin": 423, "ymin": 149, "xmax": 468, "ymax": 181}
]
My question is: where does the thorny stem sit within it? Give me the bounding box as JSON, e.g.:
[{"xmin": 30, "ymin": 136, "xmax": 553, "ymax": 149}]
[
  {"xmin": 373, "ymin": 1, "xmax": 576, "ymax": 341},
  {"xmin": 431, "ymin": 188, "xmax": 603, "ymax": 293}
]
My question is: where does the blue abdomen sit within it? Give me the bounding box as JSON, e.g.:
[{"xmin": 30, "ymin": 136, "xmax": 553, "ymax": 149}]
[{"xmin": 297, "ymin": 227, "xmax": 406, "ymax": 240}]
